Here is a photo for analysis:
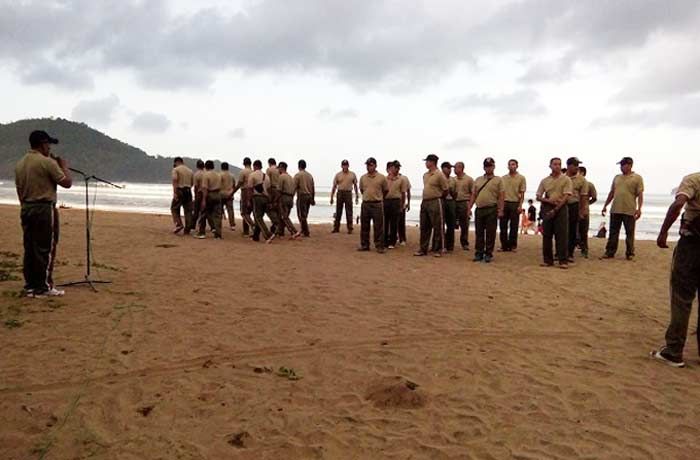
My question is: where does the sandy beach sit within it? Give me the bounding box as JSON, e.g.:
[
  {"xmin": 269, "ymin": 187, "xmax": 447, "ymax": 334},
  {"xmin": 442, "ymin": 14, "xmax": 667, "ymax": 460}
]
[{"xmin": 1, "ymin": 203, "xmax": 699, "ymax": 460}]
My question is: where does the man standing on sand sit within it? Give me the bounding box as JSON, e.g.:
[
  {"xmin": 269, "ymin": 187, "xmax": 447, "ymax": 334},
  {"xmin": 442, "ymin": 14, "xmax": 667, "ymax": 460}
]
[
  {"xmin": 469, "ymin": 158, "xmax": 505, "ymax": 263},
  {"xmin": 536, "ymin": 158, "xmax": 573, "ymax": 269},
  {"xmin": 414, "ymin": 154, "xmax": 449, "ymax": 258},
  {"xmin": 602, "ymin": 157, "xmax": 644, "ymax": 260},
  {"xmin": 196, "ymin": 160, "xmax": 223, "ymax": 239},
  {"xmin": 330, "ymin": 159, "xmax": 359, "ymax": 234},
  {"xmin": 192, "ymin": 159, "xmax": 206, "ymax": 232},
  {"xmin": 236, "ymin": 157, "xmax": 255, "ymax": 236},
  {"xmin": 383, "ymin": 161, "xmax": 406, "ymax": 249},
  {"xmin": 266, "ymin": 158, "xmax": 283, "ymax": 234},
  {"xmin": 15, "ymin": 130, "xmax": 72, "ymax": 297},
  {"xmin": 440, "ymin": 162, "xmax": 457, "ymax": 252},
  {"xmin": 564, "ymin": 157, "xmax": 589, "ymax": 263},
  {"xmin": 171, "ymin": 157, "xmax": 194, "ymax": 235},
  {"xmin": 294, "ymin": 160, "xmax": 315, "ymax": 237},
  {"xmin": 454, "ymin": 161, "xmax": 474, "ymax": 251},
  {"xmin": 249, "ymin": 160, "xmax": 275, "ymax": 243},
  {"xmin": 220, "ymin": 162, "xmax": 236, "ymax": 231},
  {"xmin": 358, "ymin": 157, "xmax": 389, "ymax": 253},
  {"xmin": 651, "ymin": 172, "xmax": 700, "ymax": 368},
  {"xmin": 397, "ymin": 162, "xmax": 411, "ymax": 246},
  {"xmin": 499, "ymin": 159, "xmax": 526, "ymax": 252},
  {"xmin": 578, "ymin": 166, "xmax": 597, "ymax": 258},
  {"xmin": 277, "ymin": 162, "xmax": 301, "ymax": 239}
]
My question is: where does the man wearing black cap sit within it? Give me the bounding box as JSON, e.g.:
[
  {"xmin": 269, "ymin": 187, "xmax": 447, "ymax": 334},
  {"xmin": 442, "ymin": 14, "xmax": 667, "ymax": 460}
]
[
  {"xmin": 294, "ymin": 160, "xmax": 315, "ymax": 237},
  {"xmin": 15, "ymin": 131, "xmax": 73, "ymax": 297},
  {"xmin": 500, "ymin": 159, "xmax": 526, "ymax": 252},
  {"xmin": 415, "ymin": 154, "xmax": 449, "ymax": 257},
  {"xmin": 601, "ymin": 157, "xmax": 644, "ymax": 260},
  {"xmin": 383, "ymin": 161, "xmax": 407, "ymax": 249},
  {"xmin": 171, "ymin": 157, "xmax": 194, "ymax": 234},
  {"xmin": 358, "ymin": 157, "xmax": 388, "ymax": 253},
  {"xmin": 536, "ymin": 158, "xmax": 573, "ymax": 269},
  {"xmin": 468, "ymin": 157, "xmax": 505, "ymax": 263},
  {"xmin": 330, "ymin": 159, "xmax": 359, "ymax": 234},
  {"xmin": 564, "ymin": 157, "xmax": 589, "ymax": 263}
]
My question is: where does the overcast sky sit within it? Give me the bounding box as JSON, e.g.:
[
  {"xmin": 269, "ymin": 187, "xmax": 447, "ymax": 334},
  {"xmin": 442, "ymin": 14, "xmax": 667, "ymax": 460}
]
[{"xmin": 2, "ymin": 0, "xmax": 700, "ymax": 193}]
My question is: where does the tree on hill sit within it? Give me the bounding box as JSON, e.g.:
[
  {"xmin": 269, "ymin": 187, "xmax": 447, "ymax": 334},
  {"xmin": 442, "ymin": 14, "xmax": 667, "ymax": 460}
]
[{"xmin": 0, "ymin": 118, "xmax": 240, "ymax": 182}]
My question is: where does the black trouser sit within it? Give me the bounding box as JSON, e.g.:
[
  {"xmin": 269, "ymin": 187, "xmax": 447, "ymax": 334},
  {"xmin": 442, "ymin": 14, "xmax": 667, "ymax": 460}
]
[
  {"xmin": 440, "ymin": 199, "xmax": 456, "ymax": 251},
  {"xmin": 567, "ymin": 202, "xmax": 580, "ymax": 260},
  {"xmin": 21, "ymin": 203, "xmax": 58, "ymax": 292},
  {"xmin": 420, "ymin": 199, "xmax": 443, "ymax": 253},
  {"xmin": 240, "ymin": 189, "xmax": 255, "ymax": 235},
  {"xmin": 171, "ymin": 187, "xmax": 193, "ymax": 233},
  {"xmin": 360, "ymin": 201, "xmax": 384, "ymax": 250},
  {"xmin": 199, "ymin": 192, "xmax": 222, "ymax": 238},
  {"xmin": 455, "ymin": 200, "xmax": 470, "ymax": 249},
  {"xmin": 383, "ymin": 198, "xmax": 400, "ymax": 247},
  {"xmin": 542, "ymin": 204, "xmax": 569, "ymax": 264},
  {"xmin": 252, "ymin": 194, "xmax": 272, "ymax": 240},
  {"xmin": 475, "ymin": 206, "xmax": 498, "ymax": 258},
  {"xmin": 278, "ymin": 194, "xmax": 298, "ymax": 236},
  {"xmin": 334, "ymin": 190, "xmax": 354, "ymax": 231},
  {"xmin": 192, "ymin": 191, "xmax": 207, "ymax": 231},
  {"xmin": 297, "ymin": 194, "xmax": 312, "ymax": 236},
  {"xmin": 578, "ymin": 214, "xmax": 590, "ymax": 254},
  {"xmin": 499, "ymin": 201, "xmax": 520, "ymax": 251},
  {"xmin": 398, "ymin": 208, "xmax": 407, "ymax": 243},
  {"xmin": 605, "ymin": 213, "xmax": 636, "ymax": 257},
  {"xmin": 663, "ymin": 234, "xmax": 700, "ymax": 359}
]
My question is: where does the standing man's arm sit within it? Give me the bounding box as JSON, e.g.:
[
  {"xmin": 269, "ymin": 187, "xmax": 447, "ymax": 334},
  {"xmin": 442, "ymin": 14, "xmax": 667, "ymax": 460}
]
[
  {"xmin": 517, "ymin": 178, "xmax": 526, "ymax": 213},
  {"xmin": 310, "ymin": 176, "xmax": 316, "ymax": 206},
  {"xmin": 55, "ymin": 156, "xmax": 72, "ymax": 189},
  {"xmin": 354, "ymin": 176, "xmax": 360, "ymax": 205},
  {"xmin": 172, "ymin": 172, "xmax": 179, "ymax": 198},
  {"xmin": 602, "ymin": 183, "xmax": 615, "ymax": 216},
  {"xmin": 579, "ymin": 191, "xmax": 589, "ymax": 220},
  {"xmin": 657, "ymin": 195, "xmax": 688, "ymax": 248},
  {"xmin": 330, "ymin": 176, "xmax": 337, "ymax": 205},
  {"xmin": 635, "ymin": 192, "xmax": 644, "ymax": 220},
  {"xmin": 497, "ymin": 192, "xmax": 505, "ymax": 218},
  {"xmin": 405, "ymin": 184, "xmax": 411, "ymax": 211}
]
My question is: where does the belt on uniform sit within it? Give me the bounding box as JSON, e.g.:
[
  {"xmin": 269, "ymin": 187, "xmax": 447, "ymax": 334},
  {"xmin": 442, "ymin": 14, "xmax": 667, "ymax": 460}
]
[
  {"xmin": 505, "ymin": 201, "xmax": 520, "ymax": 204},
  {"xmin": 337, "ymin": 190, "xmax": 353, "ymax": 193},
  {"xmin": 422, "ymin": 197, "xmax": 441, "ymax": 201},
  {"xmin": 477, "ymin": 204, "xmax": 497, "ymax": 209},
  {"xmin": 456, "ymin": 199, "xmax": 469, "ymax": 203},
  {"xmin": 383, "ymin": 198, "xmax": 400, "ymax": 201},
  {"xmin": 22, "ymin": 200, "xmax": 54, "ymax": 205},
  {"xmin": 208, "ymin": 189, "xmax": 220, "ymax": 193},
  {"xmin": 363, "ymin": 200, "xmax": 382, "ymax": 203},
  {"xmin": 282, "ymin": 192, "xmax": 294, "ymax": 196}
]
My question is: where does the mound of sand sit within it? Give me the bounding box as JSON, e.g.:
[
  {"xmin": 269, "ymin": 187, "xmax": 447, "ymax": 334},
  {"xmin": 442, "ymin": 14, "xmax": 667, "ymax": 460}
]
[{"xmin": 365, "ymin": 377, "xmax": 426, "ymax": 409}]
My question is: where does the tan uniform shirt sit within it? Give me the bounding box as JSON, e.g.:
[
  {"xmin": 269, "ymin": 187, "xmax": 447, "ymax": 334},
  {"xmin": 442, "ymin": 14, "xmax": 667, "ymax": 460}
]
[
  {"xmin": 536, "ymin": 174, "xmax": 573, "ymax": 203},
  {"xmin": 567, "ymin": 173, "xmax": 589, "ymax": 205},
  {"xmin": 422, "ymin": 170, "xmax": 449, "ymax": 200},
  {"xmin": 454, "ymin": 174, "xmax": 474, "ymax": 201},
  {"xmin": 360, "ymin": 172, "xmax": 388, "ymax": 201},
  {"xmin": 266, "ymin": 166, "xmax": 280, "ymax": 188},
  {"xmin": 220, "ymin": 171, "xmax": 234, "ymax": 194},
  {"xmin": 677, "ymin": 173, "xmax": 700, "ymax": 221},
  {"xmin": 193, "ymin": 170, "xmax": 205, "ymax": 191},
  {"xmin": 334, "ymin": 171, "xmax": 357, "ymax": 192},
  {"xmin": 280, "ymin": 173, "xmax": 296, "ymax": 195},
  {"xmin": 473, "ymin": 175, "xmax": 505, "ymax": 208},
  {"xmin": 501, "ymin": 173, "xmax": 527, "ymax": 203},
  {"xmin": 14, "ymin": 150, "xmax": 65, "ymax": 203},
  {"xmin": 203, "ymin": 170, "xmax": 222, "ymax": 192},
  {"xmin": 172, "ymin": 164, "xmax": 194, "ymax": 188},
  {"xmin": 237, "ymin": 167, "xmax": 252, "ymax": 190},
  {"xmin": 446, "ymin": 176, "xmax": 457, "ymax": 201},
  {"xmin": 249, "ymin": 170, "xmax": 268, "ymax": 196},
  {"xmin": 587, "ymin": 181, "xmax": 598, "ymax": 202},
  {"xmin": 294, "ymin": 170, "xmax": 315, "ymax": 195},
  {"xmin": 400, "ymin": 175, "xmax": 411, "ymax": 194},
  {"xmin": 385, "ymin": 174, "xmax": 407, "ymax": 199},
  {"xmin": 611, "ymin": 173, "xmax": 644, "ymax": 216}
]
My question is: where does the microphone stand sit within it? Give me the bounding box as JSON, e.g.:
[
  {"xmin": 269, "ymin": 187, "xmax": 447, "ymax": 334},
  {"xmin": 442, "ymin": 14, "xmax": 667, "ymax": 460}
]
[{"xmin": 59, "ymin": 167, "xmax": 123, "ymax": 292}]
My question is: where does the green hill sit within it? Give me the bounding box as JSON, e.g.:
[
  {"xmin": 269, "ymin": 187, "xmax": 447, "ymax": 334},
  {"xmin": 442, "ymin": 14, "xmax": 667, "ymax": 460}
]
[{"xmin": 0, "ymin": 118, "xmax": 240, "ymax": 182}]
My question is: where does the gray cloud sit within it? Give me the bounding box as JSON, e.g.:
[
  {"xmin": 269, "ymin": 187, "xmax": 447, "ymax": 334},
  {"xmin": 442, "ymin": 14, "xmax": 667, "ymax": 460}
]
[
  {"xmin": 591, "ymin": 97, "xmax": 700, "ymax": 129},
  {"xmin": 443, "ymin": 136, "xmax": 479, "ymax": 150},
  {"xmin": 19, "ymin": 59, "xmax": 93, "ymax": 90},
  {"xmin": 445, "ymin": 90, "xmax": 547, "ymax": 118},
  {"xmin": 229, "ymin": 128, "xmax": 246, "ymax": 139},
  {"xmin": 318, "ymin": 107, "xmax": 358, "ymax": 121},
  {"xmin": 131, "ymin": 111, "xmax": 171, "ymax": 133},
  {"xmin": 71, "ymin": 95, "xmax": 120, "ymax": 125},
  {"xmin": 1, "ymin": 0, "xmax": 699, "ymax": 96}
]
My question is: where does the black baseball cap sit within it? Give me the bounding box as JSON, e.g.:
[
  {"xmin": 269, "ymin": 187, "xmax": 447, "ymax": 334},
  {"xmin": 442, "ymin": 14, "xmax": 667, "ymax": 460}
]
[
  {"xmin": 341, "ymin": 159, "xmax": 349, "ymax": 165},
  {"xmin": 423, "ymin": 154, "xmax": 439, "ymax": 163},
  {"xmin": 441, "ymin": 161, "xmax": 453, "ymax": 169},
  {"xmin": 393, "ymin": 160, "xmax": 402, "ymax": 168},
  {"xmin": 365, "ymin": 157, "xmax": 377, "ymax": 165},
  {"xmin": 29, "ymin": 130, "xmax": 59, "ymax": 146},
  {"xmin": 566, "ymin": 157, "xmax": 583, "ymax": 166},
  {"xmin": 483, "ymin": 157, "xmax": 495, "ymax": 167},
  {"xmin": 617, "ymin": 156, "xmax": 634, "ymax": 165}
]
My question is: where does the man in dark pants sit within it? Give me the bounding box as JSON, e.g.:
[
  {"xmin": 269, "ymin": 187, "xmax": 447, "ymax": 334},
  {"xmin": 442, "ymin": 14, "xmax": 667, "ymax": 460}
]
[
  {"xmin": 651, "ymin": 172, "xmax": 700, "ymax": 368},
  {"xmin": 14, "ymin": 130, "xmax": 73, "ymax": 297},
  {"xmin": 277, "ymin": 162, "xmax": 301, "ymax": 239},
  {"xmin": 436, "ymin": 162, "xmax": 457, "ymax": 252},
  {"xmin": 294, "ymin": 160, "xmax": 315, "ymax": 237},
  {"xmin": 330, "ymin": 159, "xmax": 359, "ymax": 234},
  {"xmin": 358, "ymin": 157, "xmax": 388, "ymax": 253},
  {"xmin": 454, "ymin": 162, "xmax": 474, "ymax": 251},
  {"xmin": 564, "ymin": 157, "xmax": 589, "ymax": 263},
  {"xmin": 249, "ymin": 159, "xmax": 275, "ymax": 243},
  {"xmin": 602, "ymin": 157, "xmax": 644, "ymax": 260},
  {"xmin": 191, "ymin": 159, "xmax": 206, "ymax": 232},
  {"xmin": 499, "ymin": 159, "xmax": 526, "ymax": 252},
  {"xmin": 196, "ymin": 160, "xmax": 223, "ymax": 239},
  {"xmin": 170, "ymin": 157, "xmax": 194, "ymax": 235},
  {"xmin": 383, "ymin": 161, "xmax": 405, "ymax": 249},
  {"xmin": 415, "ymin": 154, "xmax": 449, "ymax": 257},
  {"xmin": 236, "ymin": 157, "xmax": 255, "ymax": 236},
  {"xmin": 220, "ymin": 162, "xmax": 236, "ymax": 231},
  {"xmin": 577, "ymin": 166, "xmax": 597, "ymax": 258},
  {"xmin": 397, "ymin": 163, "xmax": 411, "ymax": 246},
  {"xmin": 468, "ymin": 158, "xmax": 504, "ymax": 263},
  {"xmin": 536, "ymin": 158, "xmax": 573, "ymax": 269}
]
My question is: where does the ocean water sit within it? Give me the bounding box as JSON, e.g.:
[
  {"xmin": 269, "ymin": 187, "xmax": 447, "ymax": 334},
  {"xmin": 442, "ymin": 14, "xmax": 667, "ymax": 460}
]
[{"xmin": 0, "ymin": 181, "xmax": 679, "ymax": 240}]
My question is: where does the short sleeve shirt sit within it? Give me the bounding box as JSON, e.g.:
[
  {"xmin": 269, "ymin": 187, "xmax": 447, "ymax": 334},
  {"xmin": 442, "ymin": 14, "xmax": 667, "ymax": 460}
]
[
  {"xmin": 193, "ymin": 170, "xmax": 205, "ymax": 190},
  {"xmin": 536, "ymin": 174, "xmax": 573, "ymax": 202},
  {"xmin": 220, "ymin": 171, "xmax": 234, "ymax": 193},
  {"xmin": 454, "ymin": 174, "xmax": 474, "ymax": 201},
  {"xmin": 473, "ymin": 176, "xmax": 505, "ymax": 208},
  {"xmin": 14, "ymin": 150, "xmax": 65, "ymax": 203},
  {"xmin": 446, "ymin": 176, "xmax": 457, "ymax": 201},
  {"xmin": 677, "ymin": 173, "xmax": 700, "ymax": 221},
  {"xmin": 611, "ymin": 173, "xmax": 644, "ymax": 216},
  {"xmin": 400, "ymin": 175, "xmax": 411, "ymax": 192},
  {"xmin": 203, "ymin": 170, "xmax": 222, "ymax": 192},
  {"xmin": 385, "ymin": 174, "xmax": 407, "ymax": 199},
  {"xmin": 294, "ymin": 170, "xmax": 315, "ymax": 195},
  {"xmin": 237, "ymin": 167, "xmax": 252, "ymax": 190},
  {"xmin": 587, "ymin": 181, "xmax": 597, "ymax": 202},
  {"xmin": 360, "ymin": 172, "xmax": 388, "ymax": 201},
  {"xmin": 567, "ymin": 173, "xmax": 589, "ymax": 204},
  {"xmin": 422, "ymin": 170, "xmax": 449, "ymax": 199},
  {"xmin": 334, "ymin": 171, "xmax": 357, "ymax": 192},
  {"xmin": 266, "ymin": 166, "xmax": 281, "ymax": 188},
  {"xmin": 501, "ymin": 173, "xmax": 527, "ymax": 203},
  {"xmin": 280, "ymin": 174, "xmax": 296, "ymax": 195},
  {"xmin": 172, "ymin": 165, "xmax": 194, "ymax": 188},
  {"xmin": 249, "ymin": 170, "xmax": 267, "ymax": 195}
]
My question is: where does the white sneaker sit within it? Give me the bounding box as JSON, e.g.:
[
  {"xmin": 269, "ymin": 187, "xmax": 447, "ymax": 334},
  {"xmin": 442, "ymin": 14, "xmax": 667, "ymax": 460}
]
[
  {"xmin": 47, "ymin": 288, "xmax": 65, "ymax": 297},
  {"xmin": 387, "ymin": 245, "xmax": 395, "ymax": 249},
  {"xmin": 399, "ymin": 241, "xmax": 406, "ymax": 247},
  {"xmin": 193, "ymin": 233, "xmax": 206, "ymax": 239}
]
